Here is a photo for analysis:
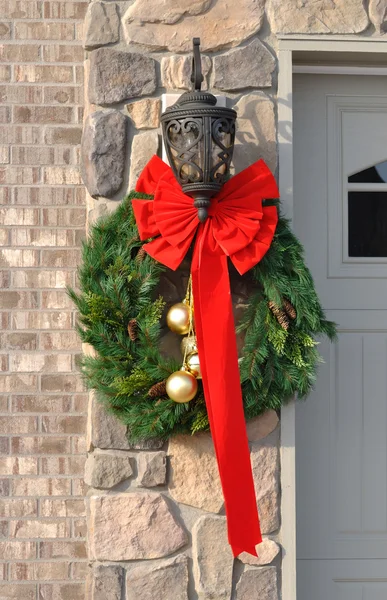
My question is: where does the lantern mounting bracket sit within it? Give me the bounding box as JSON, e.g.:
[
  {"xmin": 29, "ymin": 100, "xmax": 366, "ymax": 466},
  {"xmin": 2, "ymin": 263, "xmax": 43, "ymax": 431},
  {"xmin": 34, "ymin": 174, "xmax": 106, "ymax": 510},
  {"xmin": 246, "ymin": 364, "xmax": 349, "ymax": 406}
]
[{"xmin": 191, "ymin": 38, "xmax": 204, "ymax": 92}]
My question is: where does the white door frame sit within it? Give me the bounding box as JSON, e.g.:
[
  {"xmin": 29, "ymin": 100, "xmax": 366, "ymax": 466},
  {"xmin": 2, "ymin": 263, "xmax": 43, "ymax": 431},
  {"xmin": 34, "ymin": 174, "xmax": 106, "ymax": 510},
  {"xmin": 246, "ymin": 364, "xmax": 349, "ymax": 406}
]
[{"xmin": 278, "ymin": 35, "xmax": 387, "ymax": 600}]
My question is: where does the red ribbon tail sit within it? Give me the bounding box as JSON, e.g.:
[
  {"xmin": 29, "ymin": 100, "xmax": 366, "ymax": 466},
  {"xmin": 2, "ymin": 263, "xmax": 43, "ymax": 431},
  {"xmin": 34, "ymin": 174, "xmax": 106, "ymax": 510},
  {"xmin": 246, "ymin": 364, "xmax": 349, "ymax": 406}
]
[{"xmin": 192, "ymin": 228, "xmax": 262, "ymax": 557}]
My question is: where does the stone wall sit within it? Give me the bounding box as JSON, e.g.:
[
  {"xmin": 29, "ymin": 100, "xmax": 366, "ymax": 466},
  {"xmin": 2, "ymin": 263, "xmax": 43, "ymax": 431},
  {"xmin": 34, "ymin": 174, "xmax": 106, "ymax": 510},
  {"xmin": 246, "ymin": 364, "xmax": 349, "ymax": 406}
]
[
  {"xmin": 0, "ymin": 1, "xmax": 88, "ymax": 598},
  {"xmin": 80, "ymin": 1, "xmax": 386, "ymax": 598}
]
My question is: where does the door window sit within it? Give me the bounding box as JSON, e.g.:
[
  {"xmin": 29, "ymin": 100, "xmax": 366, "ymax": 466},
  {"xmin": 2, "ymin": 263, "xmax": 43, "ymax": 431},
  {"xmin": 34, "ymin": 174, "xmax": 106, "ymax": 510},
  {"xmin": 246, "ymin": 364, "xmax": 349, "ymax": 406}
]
[{"xmin": 347, "ymin": 161, "xmax": 387, "ymax": 257}]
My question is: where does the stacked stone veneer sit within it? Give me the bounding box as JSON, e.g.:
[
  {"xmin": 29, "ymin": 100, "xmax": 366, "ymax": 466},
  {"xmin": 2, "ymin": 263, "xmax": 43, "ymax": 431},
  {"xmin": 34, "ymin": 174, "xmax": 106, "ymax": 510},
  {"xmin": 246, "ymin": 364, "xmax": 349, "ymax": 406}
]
[{"xmin": 81, "ymin": 1, "xmax": 386, "ymax": 598}]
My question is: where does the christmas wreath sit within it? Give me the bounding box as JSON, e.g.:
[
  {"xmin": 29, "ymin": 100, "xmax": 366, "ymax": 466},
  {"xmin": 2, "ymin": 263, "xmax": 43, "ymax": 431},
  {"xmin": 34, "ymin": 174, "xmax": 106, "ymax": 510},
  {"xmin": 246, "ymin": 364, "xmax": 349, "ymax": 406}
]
[{"xmin": 70, "ymin": 186, "xmax": 336, "ymax": 443}]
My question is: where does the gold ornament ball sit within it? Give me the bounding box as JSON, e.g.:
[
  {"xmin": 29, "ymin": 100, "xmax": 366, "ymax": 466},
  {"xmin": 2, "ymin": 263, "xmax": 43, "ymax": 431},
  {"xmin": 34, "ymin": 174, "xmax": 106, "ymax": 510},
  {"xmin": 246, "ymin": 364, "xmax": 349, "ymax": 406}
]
[
  {"xmin": 181, "ymin": 335, "xmax": 198, "ymax": 356},
  {"xmin": 167, "ymin": 302, "xmax": 191, "ymax": 335},
  {"xmin": 166, "ymin": 370, "xmax": 198, "ymax": 403},
  {"xmin": 186, "ymin": 352, "xmax": 202, "ymax": 379}
]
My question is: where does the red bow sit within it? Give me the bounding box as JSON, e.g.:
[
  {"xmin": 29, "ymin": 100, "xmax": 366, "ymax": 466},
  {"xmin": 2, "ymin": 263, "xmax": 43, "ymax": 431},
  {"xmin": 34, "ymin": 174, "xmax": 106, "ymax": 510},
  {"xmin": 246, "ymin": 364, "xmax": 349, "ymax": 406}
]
[{"xmin": 132, "ymin": 155, "xmax": 278, "ymax": 557}]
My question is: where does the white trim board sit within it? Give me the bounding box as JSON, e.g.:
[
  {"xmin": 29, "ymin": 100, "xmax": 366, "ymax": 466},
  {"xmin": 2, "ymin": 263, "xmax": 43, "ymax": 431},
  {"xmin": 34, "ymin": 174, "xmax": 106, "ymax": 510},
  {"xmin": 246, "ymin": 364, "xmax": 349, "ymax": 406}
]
[
  {"xmin": 293, "ymin": 65, "xmax": 387, "ymax": 75},
  {"xmin": 278, "ymin": 37, "xmax": 387, "ymax": 600}
]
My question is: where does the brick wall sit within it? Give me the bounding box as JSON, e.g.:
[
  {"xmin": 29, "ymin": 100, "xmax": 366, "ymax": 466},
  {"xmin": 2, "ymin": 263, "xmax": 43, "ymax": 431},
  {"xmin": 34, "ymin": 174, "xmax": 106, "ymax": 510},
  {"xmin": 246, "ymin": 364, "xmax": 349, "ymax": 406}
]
[{"xmin": 0, "ymin": 2, "xmax": 88, "ymax": 598}]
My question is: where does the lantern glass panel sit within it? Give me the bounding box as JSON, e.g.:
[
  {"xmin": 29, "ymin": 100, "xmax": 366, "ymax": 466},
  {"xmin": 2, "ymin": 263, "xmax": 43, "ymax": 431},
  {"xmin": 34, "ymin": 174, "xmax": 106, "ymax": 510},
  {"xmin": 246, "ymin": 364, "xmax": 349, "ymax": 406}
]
[
  {"xmin": 210, "ymin": 118, "xmax": 234, "ymax": 182},
  {"xmin": 167, "ymin": 118, "xmax": 204, "ymax": 183}
]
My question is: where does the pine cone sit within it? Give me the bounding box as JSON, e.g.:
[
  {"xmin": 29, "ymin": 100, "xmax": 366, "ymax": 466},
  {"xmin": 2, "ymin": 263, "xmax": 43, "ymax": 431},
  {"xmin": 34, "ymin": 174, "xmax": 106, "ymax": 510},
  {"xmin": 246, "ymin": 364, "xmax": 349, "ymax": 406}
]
[
  {"xmin": 283, "ymin": 299, "xmax": 297, "ymax": 320},
  {"xmin": 136, "ymin": 246, "xmax": 146, "ymax": 263},
  {"xmin": 268, "ymin": 301, "xmax": 289, "ymax": 331},
  {"xmin": 127, "ymin": 318, "xmax": 138, "ymax": 341},
  {"xmin": 148, "ymin": 381, "xmax": 167, "ymax": 398}
]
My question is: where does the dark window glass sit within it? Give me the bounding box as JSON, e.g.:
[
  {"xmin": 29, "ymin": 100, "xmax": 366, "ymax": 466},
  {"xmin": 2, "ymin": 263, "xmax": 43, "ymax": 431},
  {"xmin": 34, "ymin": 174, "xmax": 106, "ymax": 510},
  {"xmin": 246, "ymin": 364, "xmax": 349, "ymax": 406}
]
[
  {"xmin": 348, "ymin": 191, "xmax": 387, "ymax": 257},
  {"xmin": 348, "ymin": 160, "xmax": 387, "ymax": 183}
]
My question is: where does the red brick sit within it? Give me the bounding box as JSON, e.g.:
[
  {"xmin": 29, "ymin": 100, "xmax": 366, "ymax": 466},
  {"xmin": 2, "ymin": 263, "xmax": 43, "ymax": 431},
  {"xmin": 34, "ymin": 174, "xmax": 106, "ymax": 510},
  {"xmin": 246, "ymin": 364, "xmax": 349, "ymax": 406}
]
[
  {"xmin": 42, "ymin": 45, "xmax": 84, "ymax": 63},
  {"xmin": 11, "ymin": 146, "xmax": 73, "ymax": 166},
  {"xmin": 41, "ymin": 293, "xmax": 74, "ymax": 310},
  {"xmin": 0, "ymin": 147, "xmax": 9, "ymax": 164},
  {"xmin": 0, "ymin": 207, "xmax": 39, "ymax": 225},
  {"xmin": 0, "ymin": 374, "xmax": 38, "ymax": 393},
  {"xmin": 0, "ymin": 44, "xmax": 40, "ymax": 63},
  {"xmin": 40, "ymin": 499, "xmax": 85, "ymax": 518},
  {"xmin": 71, "ymin": 478, "xmax": 87, "ymax": 497},
  {"xmin": 0, "ymin": 541, "xmax": 36, "ymax": 559},
  {"xmin": 40, "ymin": 456, "xmax": 85, "ymax": 476},
  {"xmin": 0, "ymin": 417, "xmax": 37, "ymax": 434},
  {"xmin": 0, "ymin": 457, "xmax": 38, "ymax": 475},
  {"xmin": 71, "ymin": 562, "xmax": 88, "ymax": 580},
  {"xmin": 15, "ymin": 65, "xmax": 73, "ymax": 83},
  {"xmin": 0, "ymin": 65, "xmax": 11, "ymax": 82},
  {"xmin": 40, "ymin": 331, "xmax": 79, "ymax": 350},
  {"xmin": 12, "ymin": 396, "xmax": 72, "ymax": 414},
  {"xmin": 0, "ymin": 106, "xmax": 10, "ymax": 123},
  {"xmin": 10, "ymin": 519, "xmax": 70, "ymax": 539},
  {"xmin": 10, "ymin": 354, "xmax": 72, "ymax": 373},
  {"xmin": 44, "ymin": 86, "xmax": 83, "ymax": 106},
  {"xmin": 12, "ymin": 229, "xmax": 75, "ymax": 247},
  {"xmin": 39, "ymin": 582, "xmax": 85, "ymax": 599},
  {"xmin": 0, "ymin": 125, "xmax": 41, "ymax": 145},
  {"xmin": 2, "ymin": 333, "xmax": 38, "ymax": 350},
  {"xmin": 0, "ymin": 312, "xmax": 10, "ymax": 330},
  {"xmin": 39, "ymin": 540, "xmax": 86, "ymax": 559},
  {"xmin": 71, "ymin": 437, "xmax": 87, "ymax": 455},
  {"xmin": 12, "ymin": 312, "xmax": 72, "ymax": 330},
  {"xmin": 0, "ymin": 354, "xmax": 8, "ymax": 371},
  {"xmin": 40, "ymin": 375, "xmax": 85, "ymax": 394},
  {"xmin": 0, "ymin": 85, "xmax": 42, "ymax": 104},
  {"xmin": 12, "ymin": 270, "xmax": 73, "ymax": 289},
  {"xmin": 10, "ymin": 561, "xmax": 69, "ymax": 581},
  {"xmin": 0, "ymin": 1, "xmax": 41, "ymax": 19},
  {"xmin": 0, "ymin": 167, "xmax": 40, "ymax": 184},
  {"xmin": 11, "ymin": 437, "xmax": 71, "ymax": 455},
  {"xmin": 43, "ymin": 167, "xmax": 82, "ymax": 185},
  {"xmin": 12, "ymin": 478, "xmax": 71, "ymax": 497},
  {"xmin": 43, "ymin": 2, "xmax": 87, "ymax": 19},
  {"xmin": 0, "ymin": 229, "xmax": 9, "ymax": 245},
  {"xmin": 0, "ymin": 479, "xmax": 10, "ymax": 496},
  {"xmin": 44, "ymin": 127, "xmax": 82, "ymax": 145},
  {"xmin": 0, "ymin": 437, "xmax": 10, "ymax": 455},
  {"xmin": 0, "ymin": 22, "xmax": 11, "ymax": 40},
  {"xmin": 0, "ymin": 188, "xmax": 10, "ymax": 205},
  {"xmin": 13, "ymin": 106, "xmax": 74, "ymax": 124},
  {"xmin": 15, "ymin": 21, "xmax": 74, "ymax": 41},
  {"xmin": 0, "ymin": 520, "xmax": 8, "ymax": 538},
  {"xmin": 42, "ymin": 416, "xmax": 86, "ymax": 435},
  {"xmin": 42, "ymin": 208, "xmax": 86, "ymax": 227},
  {"xmin": 0, "ymin": 248, "xmax": 39, "ymax": 267},
  {"xmin": 0, "ymin": 584, "xmax": 36, "ymax": 598},
  {"xmin": 0, "ymin": 291, "xmax": 38, "ymax": 309},
  {"xmin": 40, "ymin": 249, "xmax": 81, "ymax": 268},
  {"xmin": 72, "ymin": 518, "xmax": 86, "ymax": 538},
  {"xmin": 0, "ymin": 499, "xmax": 37, "ymax": 518},
  {"xmin": 14, "ymin": 187, "xmax": 80, "ymax": 205},
  {"xmin": 73, "ymin": 395, "xmax": 88, "ymax": 413},
  {"xmin": 0, "ymin": 271, "xmax": 10, "ymax": 289}
]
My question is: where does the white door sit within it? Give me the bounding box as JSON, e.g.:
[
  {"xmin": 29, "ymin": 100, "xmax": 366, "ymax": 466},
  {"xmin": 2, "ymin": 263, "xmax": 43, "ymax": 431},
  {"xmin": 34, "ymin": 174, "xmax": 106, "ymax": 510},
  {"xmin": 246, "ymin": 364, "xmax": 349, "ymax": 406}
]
[{"xmin": 294, "ymin": 74, "xmax": 387, "ymax": 599}]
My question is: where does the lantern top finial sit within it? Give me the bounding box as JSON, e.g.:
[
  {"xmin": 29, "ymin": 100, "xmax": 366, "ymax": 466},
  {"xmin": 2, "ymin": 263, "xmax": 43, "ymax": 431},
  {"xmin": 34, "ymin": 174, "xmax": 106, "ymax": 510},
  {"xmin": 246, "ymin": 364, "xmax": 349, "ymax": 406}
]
[{"xmin": 191, "ymin": 38, "xmax": 204, "ymax": 92}]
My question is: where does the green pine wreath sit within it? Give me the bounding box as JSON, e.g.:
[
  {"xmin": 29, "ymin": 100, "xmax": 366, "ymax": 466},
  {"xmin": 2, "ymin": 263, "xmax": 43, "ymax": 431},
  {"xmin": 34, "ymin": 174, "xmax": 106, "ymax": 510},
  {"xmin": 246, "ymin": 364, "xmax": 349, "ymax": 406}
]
[{"xmin": 69, "ymin": 192, "xmax": 336, "ymax": 443}]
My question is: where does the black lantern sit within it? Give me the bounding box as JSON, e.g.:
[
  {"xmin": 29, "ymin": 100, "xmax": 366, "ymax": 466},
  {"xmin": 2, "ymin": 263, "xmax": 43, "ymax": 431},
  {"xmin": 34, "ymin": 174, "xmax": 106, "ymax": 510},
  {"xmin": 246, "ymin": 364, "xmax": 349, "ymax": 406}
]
[{"xmin": 161, "ymin": 38, "xmax": 237, "ymax": 222}]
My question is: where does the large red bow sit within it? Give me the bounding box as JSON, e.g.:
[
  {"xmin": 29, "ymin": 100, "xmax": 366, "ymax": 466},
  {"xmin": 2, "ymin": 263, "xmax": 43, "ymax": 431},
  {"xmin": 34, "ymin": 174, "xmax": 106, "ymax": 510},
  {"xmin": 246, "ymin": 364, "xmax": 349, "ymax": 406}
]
[{"xmin": 132, "ymin": 155, "xmax": 278, "ymax": 557}]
